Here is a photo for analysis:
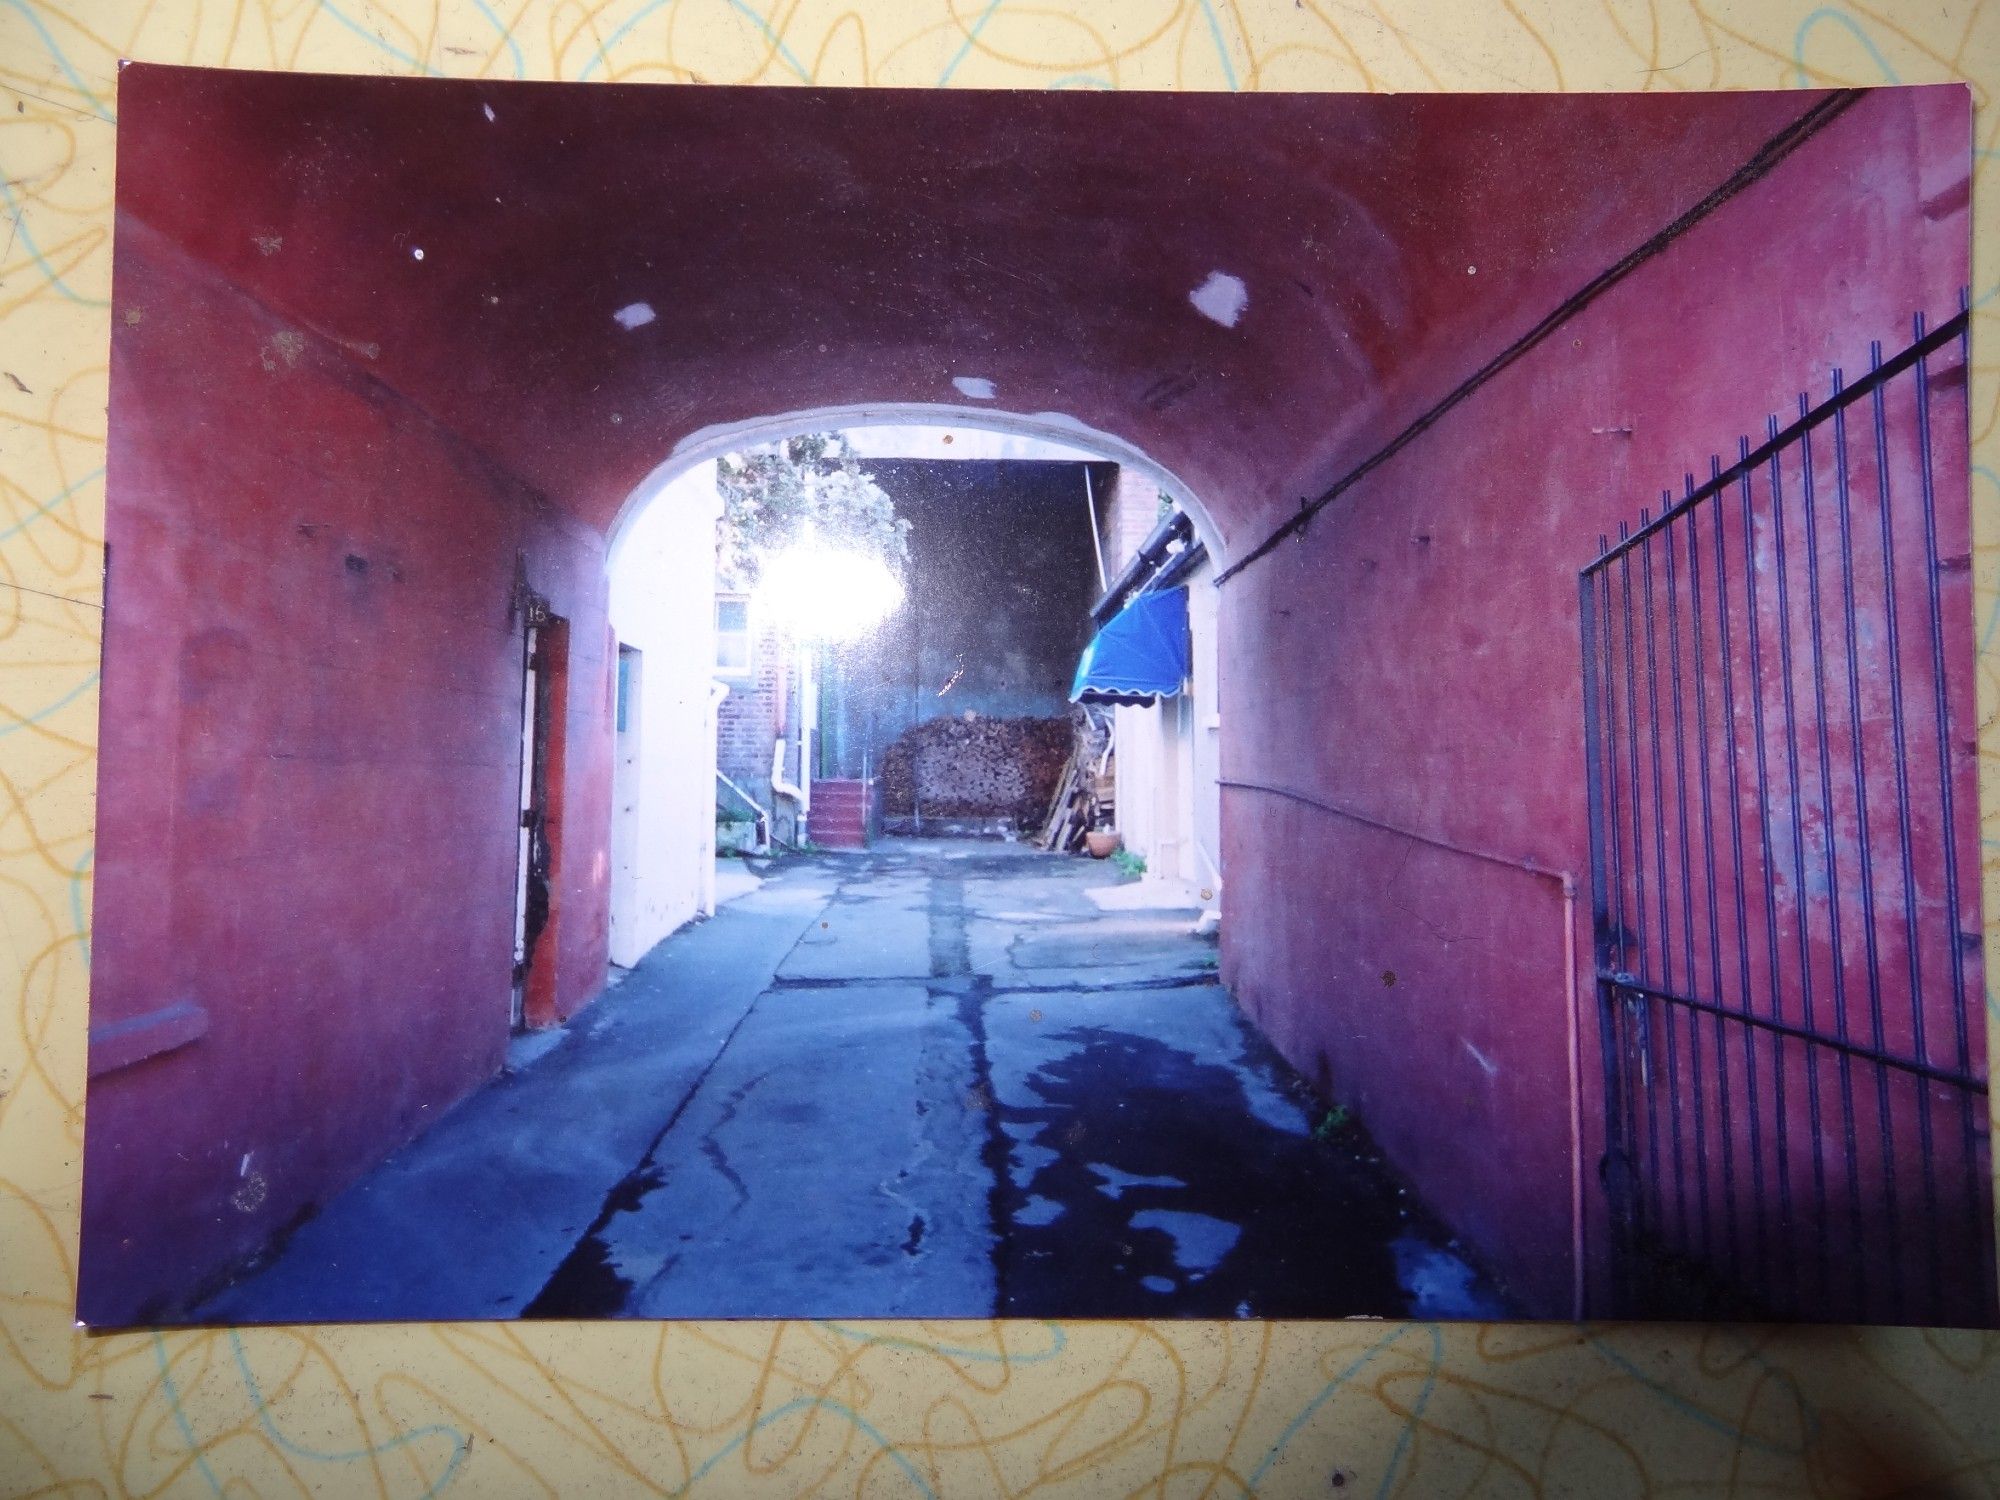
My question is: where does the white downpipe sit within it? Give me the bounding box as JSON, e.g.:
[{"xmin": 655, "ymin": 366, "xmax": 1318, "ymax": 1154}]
[
  {"xmin": 799, "ymin": 641, "xmax": 815, "ymax": 830},
  {"xmin": 702, "ymin": 680, "xmax": 731, "ymax": 913},
  {"xmin": 771, "ymin": 641, "xmax": 813, "ymax": 842},
  {"xmin": 1192, "ymin": 828, "xmax": 1224, "ymax": 897},
  {"xmin": 1083, "ymin": 467, "xmax": 1108, "ymax": 590},
  {"xmin": 771, "ymin": 736, "xmax": 808, "ymax": 817}
]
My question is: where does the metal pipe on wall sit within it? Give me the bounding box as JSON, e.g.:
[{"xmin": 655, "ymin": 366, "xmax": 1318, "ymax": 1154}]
[
  {"xmin": 1218, "ymin": 776, "xmax": 1587, "ymax": 1317},
  {"xmin": 1084, "ymin": 466, "xmax": 1108, "ymax": 591}
]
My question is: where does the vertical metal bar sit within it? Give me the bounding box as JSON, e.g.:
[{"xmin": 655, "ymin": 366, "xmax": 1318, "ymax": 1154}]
[
  {"xmin": 1638, "ymin": 513, "xmax": 1690, "ymax": 1249},
  {"xmin": 1619, "ymin": 527, "xmax": 1651, "ymax": 979},
  {"xmin": 1830, "ymin": 370, "xmax": 1900, "ymax": 1322},
  {"xmin": 1604, "ymin": 538, "xmax": 1650, "ymax": 1301},
  {"xmin": 1869, "ymin": 341, "xmax": 1933, "ymax": 1321},
  {"xmin": 1709, "ymin": 455, "xmax": 1769, "ymax": 1298},
  {"xmin": 1737, "ymin": 437, "xmax": 1796, "ymax": 1293},
  {"xmin": 1579, "ymin": 561, "xmax": 1629, "ymax": 1309},
  {"xmin": 1766, "ymin": 415, "xmax": 1835, "ymax": 1307},
  {"xmin": 1912, "ymin": 313, "xmax": 1986, "ymax": 1320},
  {"xmin": 1619, "ymin": 522, "xmax": 1667, "ymax": 1252},
  {"xmin": 1661, "ymin": 494, "xmax": 1713, "ymax": 1262},
  {"xmin": 1800, "ymin": 388, "xmax": 1870, "ymax": 1315},
  {"xmin": 1580, "ymin": 566, "xmax": 1612, "ymax": 967},
  {"xmin": 1607, "ymin": 979, "xmax": 1641, "ymax": 1309},
  {"xmin": 1684, "ymin": 465, "xmax": 1740, "ymax": 1275},
  {"xmin": 1600, "ymin": 554, "xmax": 1631, "ymax": 977},
  {"xmin": 1955, "ymin": 282, "xmax": 1991, "ymax": 1323}
]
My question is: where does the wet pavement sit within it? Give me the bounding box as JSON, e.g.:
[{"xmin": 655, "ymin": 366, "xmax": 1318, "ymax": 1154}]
[{"xmin": 202, "ymin": 840, "xmax": 1508, "ymax": 1323}]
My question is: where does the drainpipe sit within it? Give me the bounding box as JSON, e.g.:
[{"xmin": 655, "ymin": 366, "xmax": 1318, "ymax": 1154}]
[
  {"xmin": 1083, "ymin": 467, "xmax": 1108, "ymax": 590},
  {"xmin": 704, "ymin": 678, "xmax": 731, "ymax": 906},
  {"xmin": 799, "ymin": 638, "xmax": 815, "ymax": 829},
  {"xmin": 1091, "ymin": 510, "xmax": 1193, "ymax": 624},
  {"xmin": 770, "ymin": 638, "xmax": 814, "ymax": 844},
  {"xmin": 1191, "ymin": 827, "xmax": 1224, "ymax": 913}
]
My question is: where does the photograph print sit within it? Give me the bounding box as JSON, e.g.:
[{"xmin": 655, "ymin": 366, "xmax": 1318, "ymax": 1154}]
[{"xmin": 79, "ymin": 67, "xmax": 1993, "ymax": 1328}]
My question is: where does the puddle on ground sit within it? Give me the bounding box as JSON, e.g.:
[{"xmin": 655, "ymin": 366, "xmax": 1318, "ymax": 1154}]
[
  {"xmin": 1015, "ymin": 1195, "xmax": 1064, "ymax": 1227},
  {"xmin": 1392, "ymin": 1234, "xmax": 1510, "ymax": 1320},
  {"xmin": 1129, "ymin": 1209, "xmax": 1240, "ymax": 1277},
  {"xmin": 996, "ymin": 1026, "xmax": 1514, "ymax": 1319},
  {"xmin": 522, "ymin": 1163, "xmax": 665, "ymax": 1318},
  {"xmin": 1087, "ymin": 1164, "xmax": 1186, "ymax": 1199}
]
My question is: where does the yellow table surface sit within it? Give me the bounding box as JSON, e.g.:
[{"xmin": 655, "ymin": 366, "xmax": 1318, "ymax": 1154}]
[{"xmin": 3, "ymin": 2, "xmax": 1997, "ymax": 1494}]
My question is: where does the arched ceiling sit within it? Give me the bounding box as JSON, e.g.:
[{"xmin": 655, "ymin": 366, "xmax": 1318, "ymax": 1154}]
[{"xmin": 114, "ymin": 65, "xmax": 1819, "ymax": 555}]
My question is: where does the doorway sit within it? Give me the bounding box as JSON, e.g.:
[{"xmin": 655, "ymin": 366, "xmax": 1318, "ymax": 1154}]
[{"xmin": 513, "ymin": 610, "xmax": 570, "ymax": 1031}]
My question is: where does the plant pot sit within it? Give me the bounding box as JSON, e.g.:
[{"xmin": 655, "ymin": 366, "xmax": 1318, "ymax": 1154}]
[{"xmin": 1085, "ymin": 829, "xmax": 1121, "ymax": 859}]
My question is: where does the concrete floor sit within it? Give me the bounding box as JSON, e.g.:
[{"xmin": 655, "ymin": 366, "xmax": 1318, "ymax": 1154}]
[{"xmin": 200, "ymin": 840, "xmax": 1507, "ymax": 1323}]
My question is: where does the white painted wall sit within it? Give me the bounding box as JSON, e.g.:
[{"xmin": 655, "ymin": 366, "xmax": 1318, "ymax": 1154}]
[
  {"xmin": 1115, "ymin": 692, "xmax": 1196, "ymax": 884},
  {"xmin": 1114, "ymin": 706, "xmax": 1156, "ymax": 861},
  {"xmin": 1188, "ymin": 571, "xmax": 1223, "ymax": 910},
  {"xmin": 607, "ymin": 460, "xmax": 724, "ymax": 968},
  {"xmin": 1110, "ymin": 561, "xmax": 1222, "ymax": 918}
]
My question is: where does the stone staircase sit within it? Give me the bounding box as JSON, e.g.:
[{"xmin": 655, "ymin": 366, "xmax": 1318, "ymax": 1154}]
[{"xmin": 810, "ymin": 778, "xmax": 875, "ymax": 849}]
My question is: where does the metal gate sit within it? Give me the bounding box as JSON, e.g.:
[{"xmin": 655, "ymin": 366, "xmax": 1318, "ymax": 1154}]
[{"xmin": 1578, "ymin": 302, "xmax": 1996, "ymax": 1325}]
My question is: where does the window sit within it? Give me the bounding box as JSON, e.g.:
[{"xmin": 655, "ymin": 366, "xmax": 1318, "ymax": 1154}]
[
  {"xmin": 615, "ymin": 644, "xmax": 639, "ymax": 733},
  {"xmin": 715, "ymin": 595, "xmax": 753, "ymax": 677}
]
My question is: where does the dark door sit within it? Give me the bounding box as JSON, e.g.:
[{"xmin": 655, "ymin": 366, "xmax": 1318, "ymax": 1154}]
[{"xmin": 512, "ymin": 612, "xmax": 569, "ymax": 1030}]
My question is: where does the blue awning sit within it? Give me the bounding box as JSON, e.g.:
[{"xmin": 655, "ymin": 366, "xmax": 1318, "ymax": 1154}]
[{"xmin": 1070, "ymin": 586, "xmax": 1190, "ymax": 706}]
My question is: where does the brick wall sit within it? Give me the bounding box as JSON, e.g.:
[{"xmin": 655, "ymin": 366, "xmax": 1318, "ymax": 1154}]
[
  {"xmin": 717, "ymin": 623, "xmax": 787, "ymax": 808},
  {"xmin": 1100, "ymin": 467, "xmax": 1162, "ymax": 573}
]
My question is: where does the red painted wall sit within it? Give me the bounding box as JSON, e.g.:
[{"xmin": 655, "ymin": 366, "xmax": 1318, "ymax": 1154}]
[
  {"xmin": 108, "ymin": 69, "xmax": 1814, "ymax": 550},
  {"xmin": 1219, "ymin": 87, "xmax": 1976, "ymax": 1316},
  {"xmin": 80, "ymin": 222, "xmax": 614, "ymax": 1323}
]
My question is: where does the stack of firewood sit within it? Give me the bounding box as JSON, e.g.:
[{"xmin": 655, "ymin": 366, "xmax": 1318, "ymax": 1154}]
[{"xmin": 878, "ymin": 713, "xmax": 1073, "ymax": 827}]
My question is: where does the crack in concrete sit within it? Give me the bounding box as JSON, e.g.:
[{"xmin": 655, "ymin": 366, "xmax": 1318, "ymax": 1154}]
[
  {"xmin": 926, "ymin": 867, "xmax": 1011, "ymax": 1315},
  {"xmin": 522, "ymin": 877, "xmax": 835, "ymax": 1318},
  {"xmin": 700, "ymin": 1135, "xmax": 751, "ymax": 1211},
  {"xmin": 694, "ymin": 1074, "xmax": 764, "ymax": 1212}
]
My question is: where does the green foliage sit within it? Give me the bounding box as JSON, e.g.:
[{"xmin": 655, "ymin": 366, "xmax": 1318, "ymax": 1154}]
[
  {"xmin": 1312, "ymin": 1105, "xmax": 1353, "ymax": 1141},
  {"xmin": 715, "ymin": 434, "xmax": 911, "ymax": 587},
  {"xmin": 1110, "ymin": 848, "xmax": 1147, "ymax": 879}
]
